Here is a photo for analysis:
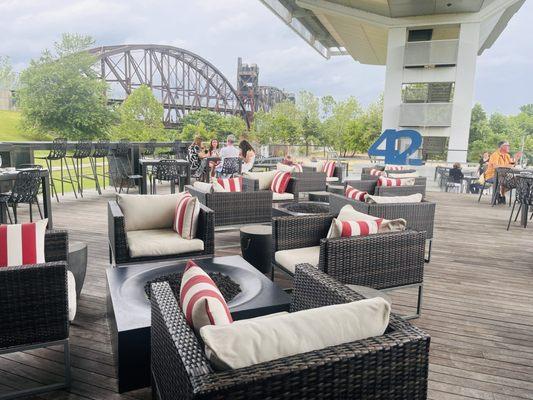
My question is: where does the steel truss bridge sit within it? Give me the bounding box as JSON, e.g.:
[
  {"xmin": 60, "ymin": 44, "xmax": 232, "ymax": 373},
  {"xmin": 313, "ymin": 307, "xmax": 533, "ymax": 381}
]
[{"xmin": 89, "ymin": 45, "xmax": 248, "ymax": 128}]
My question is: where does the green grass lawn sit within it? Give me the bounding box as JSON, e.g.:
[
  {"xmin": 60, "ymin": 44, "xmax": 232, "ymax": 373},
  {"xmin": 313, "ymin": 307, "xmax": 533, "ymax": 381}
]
[{"xmin": 0, "ymin": 110, "xmax": 36, "ymax": 141}]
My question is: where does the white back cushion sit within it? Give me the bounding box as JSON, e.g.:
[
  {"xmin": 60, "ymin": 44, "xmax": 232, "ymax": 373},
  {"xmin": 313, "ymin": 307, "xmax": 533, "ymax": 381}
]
[
  {"xmin": 192, "ymin": 181, "xmax": 213, "ymax": 193},
  {"xmin": 201, "ymin": 297, "xmax": 390, "ymax": 370},
  {"xmin": 365, "ymin": 194, "xmax": 423, "ymax": 204},
  {"xmin": 276, "ymin": 163, "xmax": 295, "ymax": 173},
  {"xmin": 243, "ymin": 170, "xmax": 277, "ymax": 190},
  {"xmin": 118, "ymin": 193, "xmax": 184, "ymax": 231}
]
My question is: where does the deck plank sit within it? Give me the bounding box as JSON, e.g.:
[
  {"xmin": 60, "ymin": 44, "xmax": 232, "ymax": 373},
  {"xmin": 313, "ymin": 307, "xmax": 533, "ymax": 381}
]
[{"xmin": 0, "ymin": 186, "xmax": 532, "ymax": 399}]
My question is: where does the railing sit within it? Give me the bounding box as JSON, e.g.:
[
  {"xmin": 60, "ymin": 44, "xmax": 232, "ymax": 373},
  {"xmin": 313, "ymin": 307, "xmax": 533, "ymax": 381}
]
[
  {"xmin": 404, "ymin": 39, "xmax": 459, "ymax": 67},
  {"xmin": 399, "ymin": 103, "xmax": 453, "ymax": 127}
]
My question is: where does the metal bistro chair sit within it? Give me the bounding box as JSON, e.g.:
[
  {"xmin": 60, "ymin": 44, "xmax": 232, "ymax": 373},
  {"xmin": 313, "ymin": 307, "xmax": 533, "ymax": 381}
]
[
  {"xmin": 490, "ymin": 167, "xmax": 517, "ymax": 206},
  {"xmin": 507, "ymin": 175, "xmax": 533, "ymax": 230},
  {"xmin": 91, "ymin": 139, "xmax": 110, "ymax": 190},
  {"xmin": 218, "ymin": 157, "xmax": 241, "ymax": 178},
  {"xmin": 0, "ymin": 169, "xmax": 43, "ymax": 223},
  {"xmin": 35, "ymin": 138, "xmax": 77, "ymax": 202},
  {"xmin": 66, "ymin": 139, "xmax": 102, "ymax": 197},
  {"xmin": 151, "ymin": 159, "xmax": 181, "ymax": 194},
  {"xmin": 159, "ymin": 140, "xmax": 181, "ymax": 159},
  {"xmin": 108, "ymin": 140, "xmax": 141, "ymax": 194}
]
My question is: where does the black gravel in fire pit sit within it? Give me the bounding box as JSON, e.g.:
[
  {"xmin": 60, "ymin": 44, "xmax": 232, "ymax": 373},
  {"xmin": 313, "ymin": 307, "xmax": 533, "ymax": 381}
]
[{"xmin": 144, "ymin": 271, "xmax": 241, "ymax": 302}]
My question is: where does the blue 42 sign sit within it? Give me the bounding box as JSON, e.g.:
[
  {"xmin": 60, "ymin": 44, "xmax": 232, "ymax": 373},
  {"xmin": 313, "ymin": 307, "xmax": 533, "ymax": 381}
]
[{"xmin": 368, "ymin": 129, "xmax": 423, "ymax": 166}]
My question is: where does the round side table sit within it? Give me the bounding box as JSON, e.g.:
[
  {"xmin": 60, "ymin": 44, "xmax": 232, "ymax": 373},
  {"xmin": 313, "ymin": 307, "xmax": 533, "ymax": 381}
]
[
  {"xmin": 68, "ymin": 241, "xmax": 88, "ymax": 298},
  {"xmin": 240, "ymin": 225, "xmax": 272, "ymax": 277}
]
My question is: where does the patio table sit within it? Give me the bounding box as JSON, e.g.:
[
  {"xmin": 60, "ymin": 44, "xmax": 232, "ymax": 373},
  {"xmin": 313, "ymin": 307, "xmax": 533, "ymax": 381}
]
[
  {"xmin": 138, "ymin": 158, "xmax": 189, "ymax": 194},
  {"xmin": 0, "ymin": 168, "xmax": 53, "ymax": 228}
]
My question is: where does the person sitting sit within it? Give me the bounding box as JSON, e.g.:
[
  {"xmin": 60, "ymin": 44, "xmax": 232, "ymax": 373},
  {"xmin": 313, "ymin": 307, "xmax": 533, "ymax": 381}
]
[
  {"xmin": 216, "ymin": 134, "xmax": 240, "ymax": 175},
  {"xmin": 207, "ymin": 138, "xmax": 220, "ymax": 178},
  {"xmin": 281, "ymin": 154, "xmax": 294, "ymax": 166},
  {"xmin": 187, "ymin": 136, "xmax": 206, "ymax": 177},
  {"xmin": 483, "ymin": 141, "xmax": 522, "ymax": 204},
  {"xmin": 239, "ymin": 139, "xmax": 256, "ymax": 173},
  {"xmin": 447, "ymin": 163, "xmax": 464, "ymax": 192}
]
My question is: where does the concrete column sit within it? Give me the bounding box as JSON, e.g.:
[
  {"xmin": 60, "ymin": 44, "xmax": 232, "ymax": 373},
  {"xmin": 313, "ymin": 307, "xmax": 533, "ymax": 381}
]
[
  {"xmin": 447, "ymin": 22, "xmax": 480, "ymax": 163},
  {"xmin": 382, "ymin": 27, "xmax": 407, "ymax": 132}
]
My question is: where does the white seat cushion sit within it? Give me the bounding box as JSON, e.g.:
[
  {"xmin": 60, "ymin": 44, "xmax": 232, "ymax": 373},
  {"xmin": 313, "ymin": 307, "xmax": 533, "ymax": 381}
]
[
  {"xmin": 272, "ymin": 192, "xmax": 294, "ymax": 201},
  {"xmin": 127, "ymin": 229, "xmax": 204, "ymax": 258},
  {"xmin": 200, "ymin": 297, "xmax": 391, "ymax": 371},
  {"xmin": 326, "ymin": 176, "xmax": 339, "ymax": 182},
  {"xmin": 274, "ymin": 246, "xmax": 320, "ymax": 274},
  {"xmin": 67, "ymin": 270, "xmax": 77, "ymax": 321},
  {"xmin": 118, "ymin": 193, "xmax": 186, "ymax": 231},
  {"xmin": 192, "ymin": 181, "xmax": 213, "ymax": 193}
]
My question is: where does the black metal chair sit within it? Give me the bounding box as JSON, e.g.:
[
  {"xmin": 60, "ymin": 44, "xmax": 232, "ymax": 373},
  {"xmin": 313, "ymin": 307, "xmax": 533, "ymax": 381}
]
[
  {"xmin": 0, "ymin": 169, "xmax": 43, "ymax": 223},
  {"xmin": 159, "ymin": 140, "xmax": 181, "ymax": 159},
  {"xmin": 35, "ymin": 138, "xmax": 77, "ymax": 202},
  {"xmin": 218, "ymin": 157, "xmax": 241, "ymax": 178},
  {"xmin": 66, "ymin": 139, "xmax": 102, "ymax": 197},
  {"xmin": 91, "ymin": 139, "xmax": 110, "ymax": 190},
  {"xmin": 151, "ymin": 159, "xmax": 180, "ymax": 194},
  {"xmin": 507, "ymin": 175, "xmax": 533, "ymax": 230}
]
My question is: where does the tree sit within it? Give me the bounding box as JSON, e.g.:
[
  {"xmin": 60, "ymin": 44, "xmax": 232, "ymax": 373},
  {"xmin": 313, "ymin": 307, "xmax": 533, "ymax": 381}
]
[
  {"xmin": 297, "ymin": 91, "xmax": 322, "ymax": 154},
  {"xmin": 112, "ymin": 85, "xmax": 168, "ymax": 141},
  {"xmin": 17, "ymin": 33, "xmax": 116, "ymax": 139},
  {"xmin": 179, "ymin": 109, "xmax": 247, "ymax": 142},
  {"xmin": 0, "ymin": 56, "xmax": 16, "ymax": 90},
  {"xmin": 322, "ymin": 97, "xmax": 362, "ymax": 155}
]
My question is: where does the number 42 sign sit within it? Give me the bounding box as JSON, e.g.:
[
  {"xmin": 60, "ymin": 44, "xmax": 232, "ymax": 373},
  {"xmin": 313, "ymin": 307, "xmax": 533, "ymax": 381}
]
[{"xmin": 368, "ymin": 129, "xmax": 423, "ymax": 166}]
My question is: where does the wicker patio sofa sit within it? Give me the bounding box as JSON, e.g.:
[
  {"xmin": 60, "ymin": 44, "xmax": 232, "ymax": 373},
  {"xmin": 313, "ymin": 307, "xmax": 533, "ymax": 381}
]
[
  {"xmin": 0, "ymin": 230, "xmax": 71, "ymax": 398},
  {"xmin": 242, "ymin": 174, "xmax": 300, "ymax": 202},
  {"xmin": 329, "ymin": 193, "xmax": 436, "ymax": 262},
  {"xmin": 185, "ymin": 185, "xmax": 273, "ymax": 226},
  {"xmin": 272, "ymin": 213, "xmax": 426, "ymax": 318},
  {"xmin": 108, "ymin": 197, "xmax": 214, "ymax": 265},
  {"xmin": 339, "ymin": 178, "xmax": 427, "ymax": 197},
  {"xmin": 150, "ymin": 264, "xmax": 430, "ymax": 400}
]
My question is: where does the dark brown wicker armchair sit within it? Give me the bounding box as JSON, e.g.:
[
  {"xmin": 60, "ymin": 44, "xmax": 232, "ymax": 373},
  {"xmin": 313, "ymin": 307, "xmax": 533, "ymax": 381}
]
[
  {"xmin": 272, "ymin": 214, "xmax": 426, "ymax": 318},
  {"xmin": 150, "ymin": 264, "xmax": 430, "ymax": 400},
  {"xmin": 329, "ymin": 193, "xmax": 436, "ymax": 262},
  {"xmin": 0, "ymin": 230, "xmax": 71, "ymax": 398},
  {"xmin": 185, "ymin": 185, "xmax": 273, "ymax": 226},
  {"xmin": 295, "ymin": 164, "xmax": 344, "ymax": 192},
  {"xmin": 108, "ymin": 200, "xmax": 214, "ymax": 265}
]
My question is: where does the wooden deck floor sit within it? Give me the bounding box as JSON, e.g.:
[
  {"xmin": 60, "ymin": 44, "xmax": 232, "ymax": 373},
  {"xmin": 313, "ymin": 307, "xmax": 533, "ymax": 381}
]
[{"xmin": 1, "ymin": 186, "xmax": 532, "ymax": 400}]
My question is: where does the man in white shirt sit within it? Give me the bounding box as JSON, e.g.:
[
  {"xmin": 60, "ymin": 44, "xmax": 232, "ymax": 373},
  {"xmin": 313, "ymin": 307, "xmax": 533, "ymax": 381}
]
[{"xmin": 217, "ymin": 134, "xmax": 240, "ymax": 173}]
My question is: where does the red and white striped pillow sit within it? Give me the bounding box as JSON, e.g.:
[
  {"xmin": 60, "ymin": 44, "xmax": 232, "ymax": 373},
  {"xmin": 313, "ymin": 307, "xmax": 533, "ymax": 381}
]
[
  {"xmin": 334, "ymin": 218, "xmax": 383, "ymax": 238},
  {"xmin": 0, "ymin": 219, "xmax": 47, "ymax": 267},
  {"xmin": 370, "ymin": 168, "xmax": 386, "ymax": 176},
  {"xmin": 270, "ymin": 171, "xmax": 291, "ymax": 194},
  {"xmin": 322, "ymin": 161, "xmax": 336, "ymax": 177},
  {"xmin": 345, "ymin": 185, "xmax": 367, "ymax": 202},
  {"xmin": 216, "ymin": 177, "xmax": 242, "ymax": 192},
  {"xmin": 173, "ymin": 193, "xmax": 200, "ymax": 240},
  {"xmin": 293, "ymin": 163, "xmax": 303, "ymax": 173},
  {"xmin": 377, "ymin": 176, "xmax": 415, "ymax": 187},
  {"xmin": 179, "ymin": 260, "xmax": 233, "ymax": 332},
  {"xmin": 385, "ymin": 165, "xmax": 405, "ymax": 171}
]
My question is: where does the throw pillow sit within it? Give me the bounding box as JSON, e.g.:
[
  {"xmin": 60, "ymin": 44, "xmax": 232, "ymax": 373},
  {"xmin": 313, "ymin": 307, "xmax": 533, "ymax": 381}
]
[
  {"xmin": 180, "ymin": 260, "xmax": 233, "ymax": 332},
  {"xmin": 327, "ymin": 205, "xmax": 406, "ymax": 238},
  {"xmin": 329, "ymin": 218, "xmax": 383, "ymax": 238},
  {"xmin": 200, "ymin": 297, "xmax": 390, "ymax": 370},
  {"xmin": 173, "ymin": 193, "xmax": 200, "ymax": 240},
  {"xmin": 270, "ymin": 171, "xmax": 291, "ymax": 194},
  {"xmin": 345, "ymin": 185, "xmax": 367, "ymax": 202},
  {"xmin": 293, "ymin": 163, "xmax": 303, "ymax": 173},
  {"xmin": 276, "ymin": 163, "xmax": 295, "ymax": 173},
  {"xmin": 0, "ymin": 219, "xmax": 48, "ymax": 267},
  {"xmin": 216, "ymin": 177, "xmax": 242, "ymax": 192},
  {"xmin": 370, "ymin": 168, "xmax": 386, "ymax": 176},
  {"xmin": 243, "ymin": 171, "xmax": 277, "ymax": 190},
  {"xmin": 365, "ymin": 193, "xmax": 423, "ymax": 204},
  {"xmin": 192, "ymin": 181, "xmax": 213, "ymax": 193},
  {"xmin": 387, "ymin": 172, "xmax": 418, "ymax": 179},
  {"xmin": 322, "ymin": 161, "xmax": 336, "ymax": 178},
  {"xmin": 377, "ymin": 176, "xmax": 416, "ymax": 187}
]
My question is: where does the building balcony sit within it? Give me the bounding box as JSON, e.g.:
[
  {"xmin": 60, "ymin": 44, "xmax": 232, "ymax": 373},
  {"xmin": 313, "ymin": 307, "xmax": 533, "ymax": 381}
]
[
  {"xmin": 404, "ymin": 39, "xmax": 458, "ymax": 67},
  {"xmin": 399, "ymin": 102, "xmax": 453, "ymax": 127}
]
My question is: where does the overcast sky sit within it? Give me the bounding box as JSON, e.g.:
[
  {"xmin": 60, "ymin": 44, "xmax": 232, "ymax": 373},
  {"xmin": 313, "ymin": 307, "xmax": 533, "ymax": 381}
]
[{"xmin": 1, "ymin": 0, "xmax": 531, "ymax": 114}]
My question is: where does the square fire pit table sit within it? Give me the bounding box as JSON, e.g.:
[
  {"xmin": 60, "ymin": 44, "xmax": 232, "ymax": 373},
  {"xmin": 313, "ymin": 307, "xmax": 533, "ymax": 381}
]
[{"xmin": 106, "ymin": 255, "xmax": 291, "ymax": 393}]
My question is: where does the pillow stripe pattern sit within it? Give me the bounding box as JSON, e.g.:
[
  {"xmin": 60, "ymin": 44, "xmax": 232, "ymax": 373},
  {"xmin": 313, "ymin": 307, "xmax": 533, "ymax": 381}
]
[
  {"xmin": 180, "ymin": 260, "xmax": 233, "ymax": 331},
  {"xmin": 377, "ymin": 176, "xmax": 402, "ymax": 187},
  {"xmin": 385, "ymin": 165, "xmax": 405, "ymax": 171},
  {"xmin": 0, "ymin": 221, "xmax": 47, "ymax": 267},
  {"xmin": 322, "ymin": 161, "xmax": 336, "ymax": 177},
  {"xmin": 370, "ymin": 168, "xmax": 386, "ymax": 176},
  {"xmin": 270, "ymin": 171, "xmax": 291, "ymax": 193},
  {"xmin": 339, "ymin": 219, "xmax": 383, "ymax": 237},
  {"xmin": 293, "ymin": 163, "xmax": 303, "ymax": 173},
  {"xmin": 217, "ymin": 177, "xmax": 242, "ymax": 192},
  {"xmin": 345, "ymin": 185, "xmax": 367, "ymax": 201},
  {"xmin": 173, "ymin": 193, "xmax": 200, "ymax": 240}
]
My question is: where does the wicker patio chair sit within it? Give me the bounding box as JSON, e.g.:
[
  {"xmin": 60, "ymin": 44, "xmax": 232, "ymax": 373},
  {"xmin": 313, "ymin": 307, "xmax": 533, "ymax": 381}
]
[
  {"xmin": 340, "ymin": 179, "xmax": 427, "ymax": 197},
  {"xmin": 272, "ymin": 213, "xmax": 426, "ymax": 318},
  {"xmin": 297, "ymin": 164, "xmax": 344, "ymax": 192},
  {"xmin": 0, "ymin": 230, "xmax": 71, "ymax": 399},
  {"xmin": 186, "ymin": 185, "xmax": 273, "ymax": 226},
  {"xmin": 108, "ymin": 201, "xmax": 214, "ymax": 265},
  {"xmin": 242, "ymin": 175, "xmax": 300, "ymax": 203},
  {"xmin": 329, "ymin": 193, "xmax": 435, "ymax": 262},
  {"xmin": 150, "ymin": 263, "xmax": 430, "ymax": 400},
  {"xmin": 360, "ymin": 173, "xmax": 427, "ymax": 187}
]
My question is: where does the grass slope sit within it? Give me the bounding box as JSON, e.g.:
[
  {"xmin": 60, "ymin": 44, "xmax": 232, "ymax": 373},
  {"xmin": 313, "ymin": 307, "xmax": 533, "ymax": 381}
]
[{"xmin": 0, "ymin": 110, "xmax": 34, "ymax": 141}]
